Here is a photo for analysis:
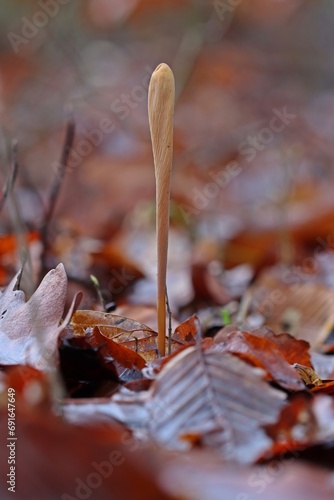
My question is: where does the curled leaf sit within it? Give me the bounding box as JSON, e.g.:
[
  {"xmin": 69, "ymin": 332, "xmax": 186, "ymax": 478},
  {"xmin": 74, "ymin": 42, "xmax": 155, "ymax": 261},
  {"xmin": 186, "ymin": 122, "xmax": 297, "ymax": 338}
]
[{"xmin": 215, "ymin": 330, "xmax": 305, "ymax": 391}]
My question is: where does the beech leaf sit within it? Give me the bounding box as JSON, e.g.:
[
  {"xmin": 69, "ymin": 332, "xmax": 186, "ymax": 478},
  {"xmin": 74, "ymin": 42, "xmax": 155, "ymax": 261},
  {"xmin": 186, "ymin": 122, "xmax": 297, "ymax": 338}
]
[
  {"xmin": 253, "ymin": 278, "xmax": 334, "ymax": 347},
  {"xmin": 215, "ymin": 330, "xmax": 305, "ymax": 391},
  {"xmin": 71, "ymin": 310, "xmax": 158, "ymax": 357},
  {"xmin": 147, "ymin": 345, "xmax": 286, "ymax": 463}
]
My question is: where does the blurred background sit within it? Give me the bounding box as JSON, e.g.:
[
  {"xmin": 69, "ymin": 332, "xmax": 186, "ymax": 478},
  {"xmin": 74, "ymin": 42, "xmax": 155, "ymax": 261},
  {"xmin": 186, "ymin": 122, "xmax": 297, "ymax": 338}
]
[{"xmin": 1, "ymin": 0, "xmax": 334, "ymax": 313}]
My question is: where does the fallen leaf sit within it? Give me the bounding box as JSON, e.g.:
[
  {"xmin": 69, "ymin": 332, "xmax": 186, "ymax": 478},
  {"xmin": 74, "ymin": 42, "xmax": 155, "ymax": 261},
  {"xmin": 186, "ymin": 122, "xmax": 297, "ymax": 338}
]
[
  {"xmin": 171, "ymin": 314, "xmax": 199, "ymax": 345},
  {"xmin": 89, "ymin": 326, "xmax": 146, "ymax": 379},
  {"xmin": 293, "ymin": 364, "xmax": 322, "ymax": 387},
  {"xmin": 266, "ymin": 393, "xmax": 334, "ymax": 456},
  {"xmin": 0, "ymin": 398, "xmax": 172, "ymax": 500},
  {"xmin": 0, "ymin": 264, "xmax": 81, "ymax": 370},
  {"xmin": 252, "ymin": 275, "xmax": 334, "ymax": 347},
  {"xmin": 215, "ymin": 330, "xmax": 305, "ymax": 391},
  {"xmin": 59, "ymin": 334, "xmax": 120, "ymax": 398},
  {"xmin": 311, "ymin": 381, "xmax": 334, "ymax": 396},
  {"xmin": 115, "ymin": 304, "xmax": 179, "ymax": 332},
  {"xmin": 265, "ymin": 393, "xmax": 316, "ymax": 449},
  {"xmin": 147, "ymin": 345, "xmax": 286, "ymax": 463},
  {"xmin": 71, "ymin": 310, "xmax": 158, "ymax": 358},
  {"xmin": 264, "ymin": 331, "xmax": 312, "ymax": 367}
]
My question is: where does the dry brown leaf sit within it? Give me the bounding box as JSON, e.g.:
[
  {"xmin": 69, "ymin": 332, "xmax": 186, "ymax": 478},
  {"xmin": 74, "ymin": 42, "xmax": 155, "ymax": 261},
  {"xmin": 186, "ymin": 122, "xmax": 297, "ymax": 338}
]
[
  {"xmin": 116, "ymin": 304, "xmax": 179, "ymax": 332},
  {"xmin": 0, "ymin": 395, "xmax": 173, "ymax": 500},
  {"xmin": 252, "ymin": 275, "xmax": 334, "ymax": 347},
  {"xmin": 171, "ymin": 314, "xmax": 199, "ymax": 345},
  {"xmin": 293, "ymin": 364, "xmax": 322, "ymax": 387},
  {"xmin": 90, "ymin": 326, "xmax": 146, "ymax": 377},
  {"xmin": 311, "ymin": 381, "xmax": 334, "ymax": 396},
  {"xmin": 71, "ymin": 310, "xmax": 158, "ymax": 358},
  {"xmin": 216, "ymin": 328, "xmax": 312, "ymax": 367},
  {"xmin": 0, "ymin": 264, "xmax": 81, "ymax": 370},
  {"xmin": 215, "ymin": 330, "xmax": 305, "ymax": 391},
  {"xmin": 264, "ymin": 331, "xmax": 312, "ymax": 367},
  {"xmin": 147, "ymin": 345, "xmax": 286, "ymax": 463},
  {"xmin": 266, "ymin": 393, "xmax": 334, "ymax": 455}
]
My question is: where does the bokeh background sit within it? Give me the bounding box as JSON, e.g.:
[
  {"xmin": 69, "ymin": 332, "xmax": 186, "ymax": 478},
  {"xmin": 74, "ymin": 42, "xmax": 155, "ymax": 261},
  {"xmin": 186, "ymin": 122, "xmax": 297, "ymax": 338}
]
[{"xmin": 1, "ymin": 0, "xmax": 334, "ymax": 310}]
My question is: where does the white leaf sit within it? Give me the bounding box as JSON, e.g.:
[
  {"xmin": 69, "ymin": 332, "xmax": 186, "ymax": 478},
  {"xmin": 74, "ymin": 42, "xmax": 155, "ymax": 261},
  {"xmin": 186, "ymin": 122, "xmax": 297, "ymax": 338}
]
[
  {"xmin": 147, "ymin": 346, "xmax": 286, "ymax": 463},
  {"xmin": 0, "ymin": 264, "xmax": 80, "ymax": 370}
]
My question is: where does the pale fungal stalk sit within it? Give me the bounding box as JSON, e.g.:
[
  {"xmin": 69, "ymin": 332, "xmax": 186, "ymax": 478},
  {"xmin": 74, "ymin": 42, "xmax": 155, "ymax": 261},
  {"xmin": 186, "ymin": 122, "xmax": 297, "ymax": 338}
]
[{"xmin": 148, "ymin": 63, "xmax": 175, "ymax": 356}]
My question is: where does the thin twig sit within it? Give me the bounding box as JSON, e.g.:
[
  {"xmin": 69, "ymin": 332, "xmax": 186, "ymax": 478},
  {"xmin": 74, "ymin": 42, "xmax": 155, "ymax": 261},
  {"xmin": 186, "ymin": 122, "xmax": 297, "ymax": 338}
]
[
  {"xmin": 44, "ymin": 117, "xmax": 75, "ymax": 228},
  {"xmin": 6, "ymin": 142, "xmax": 35, "ymax": 294},
  {"xmin": 0, "ymin": 140, "xmax": 19, "ymax": 212},
  {"xmin": 40, "ymin": 117, "xmax": 75, "ymax": 277},
  {"xmin": 15, "ymin": 255, "xmax": 27, "ymax": 291},
  {"xmin": 166, "ymin": 286, "xmax": 172, "ymax": 355}
]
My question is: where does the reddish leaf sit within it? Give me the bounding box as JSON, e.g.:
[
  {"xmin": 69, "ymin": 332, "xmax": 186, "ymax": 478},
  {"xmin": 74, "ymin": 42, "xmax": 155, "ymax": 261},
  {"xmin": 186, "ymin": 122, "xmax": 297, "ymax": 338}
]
[
  {"xmin": 89, "ymin": 326, "xmax": 146, "ymax": 376},
  {"xmin": 0, "ymin": 403, "xmax": 172, "ymax": 500},
  {"xmin": 250, "ymin": 328, "xmax": 312, "ymax": 367},
  {"xmin": 0, "ymin": 232, "xmax": 39, "ymax": 286},
  {"xmin": 172, "ymin": 314, "xmax": 199, "ymax": 345},
  {"xmin": 71, "ymin": 309, "xmax": 158, "ymax": 361},
  {"xmin": 264, "ymin": 331, "xmax": 312, "ymax": 367},
  {"xmin": 265, "ymin": 393, "xmax": 334, "ymax": 458},
  {"xmin": 1, "ymin": 365, "xmax": 51, "ymax": 410},
  {"xmin": 215, "ymin": 330, "xmax": 305, "ymax": 391},
  {"xmin": 311, "ymin": 381, "xmax": 334, "ymax": 396}
]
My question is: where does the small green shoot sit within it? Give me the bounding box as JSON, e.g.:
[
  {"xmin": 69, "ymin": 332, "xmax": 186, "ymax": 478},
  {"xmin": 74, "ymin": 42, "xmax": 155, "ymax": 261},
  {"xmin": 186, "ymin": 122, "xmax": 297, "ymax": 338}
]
[{"xmin": 221, "ymin": 307, "xmax": 231, "ymax": 326}]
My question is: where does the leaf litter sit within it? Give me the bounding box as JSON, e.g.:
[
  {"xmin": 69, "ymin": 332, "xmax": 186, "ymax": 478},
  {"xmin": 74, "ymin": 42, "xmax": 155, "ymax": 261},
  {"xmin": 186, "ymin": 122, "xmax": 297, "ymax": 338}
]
[
  {"xmin": 3, "ymin": 258, "xmax": 334, "ymax": 500},
  {"xmin": 3, "ymin": 4, "xmax": 334, "ymax": 495}
]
